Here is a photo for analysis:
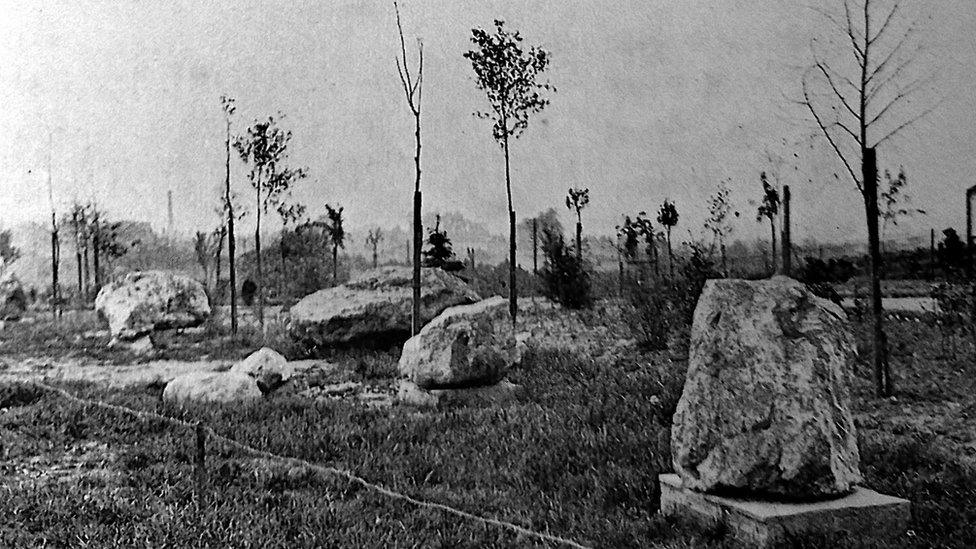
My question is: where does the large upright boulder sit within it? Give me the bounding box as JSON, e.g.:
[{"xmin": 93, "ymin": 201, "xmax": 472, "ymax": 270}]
[
  {"xmin": 671, "ymin": 276, "xmax": 861, "ymax": 500},
  {"xmin": 0, "ymin": 277, "xmax": 27, "ymax": 321},
  {"xmin": 289, "ymin": 266, "xmax": 480, "ymax": 348},
  {"xmin": 95, "ymin": 271, "xmax": 211, "ymax": 340},
  {"xmin": 398, "ymin": 296, "xmax": 517, "ymax": 389}
]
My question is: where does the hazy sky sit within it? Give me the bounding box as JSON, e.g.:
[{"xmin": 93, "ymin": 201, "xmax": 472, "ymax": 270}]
[{"xmin": 1, "ymin": 0, "xmax": 974, "ymax": 245}]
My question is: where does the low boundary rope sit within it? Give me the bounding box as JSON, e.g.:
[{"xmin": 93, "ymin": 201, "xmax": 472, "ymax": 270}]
[{"xmin": 28, "ymin": 380, "xmax": 592, "ymax": 549}]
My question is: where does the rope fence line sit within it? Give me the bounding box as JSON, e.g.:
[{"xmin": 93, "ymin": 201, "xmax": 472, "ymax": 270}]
[{"xmin": 28, "ymin": 380, "xmax": 592, "ymax": 549}]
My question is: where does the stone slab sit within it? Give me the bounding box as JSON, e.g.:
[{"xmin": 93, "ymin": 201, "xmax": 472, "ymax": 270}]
[
  {"xmin": 397, "ymin": 379, "xmax": 520, "ymax": 408},
  {"xmin": 659, "ymin": 474, "xmax": 910, "ymax": 547}
]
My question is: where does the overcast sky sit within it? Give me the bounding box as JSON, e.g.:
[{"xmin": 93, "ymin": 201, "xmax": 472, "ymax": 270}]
[{"xmin": 1, "ymin": 0, "xmax": 974, "ymax": 245}]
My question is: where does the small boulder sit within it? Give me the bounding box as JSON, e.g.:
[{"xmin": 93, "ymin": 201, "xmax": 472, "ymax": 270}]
[
  {"xmin": 230, "ymin": 347, "xmax": 293, "ymax": 393},
  {"xmin": 398, "ymin": 296, "xmax": 516, "ymax": 389},
  {"xmin": 162, "ymin": 371, "xmax": 262, "ymax": 404},
  {"xmin": 95, "ymin": 271, "xmax": 210, "ymax": 340},
  {"xmin": 397, "ymin": 379, "xmax": 521, "ymax": 408},
  {"xmin": 671, "ymin": 276, "xmax": 862, "ymax": 500},
  {"xmin": 0, "ymin": 277, "xmax": 27, "ymax": 321},
  {"xmin": 289, "ymin": 266, "xmax": 480, "ymax": 349}
]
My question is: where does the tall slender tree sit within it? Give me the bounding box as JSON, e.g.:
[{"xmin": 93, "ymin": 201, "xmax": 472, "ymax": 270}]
[
  {"xmin": 393, "ymin": 1, "xmax": 425, "ymax": 336},
  {"xmin": 756, "ymin": 172, "xmax": 780, "ymax": 275},
  {"xmin": 705, "ymin": 179, "xmax": 737, "ymax": 277},
  {"xmin": 565, "ymin": 187, "xmax": 589, "ymax": 261},
  {"xmin": 324, "ymin": 204, "xmax": 345, "ymax": 283},
  {"xmin": 657, "ymin": 200, "xmax": 679, "ymax": 280},
  {"xmin": 465, "ymin": 20, "xmax": 553, "ymax": 324},
  {"xmin": 800, "ymin": 0, "xmax": 933, "ymax": 396},
  {"xmin": 366, "ymin": 227, "xmax": 384, "ymax": 269},
  {"xmin": 220, "ymin": 95, "xmax": 239, "ymax": 335},
  {"xmin": 234, "ymin": 115, "xmax": 307, "ymax": 327}
]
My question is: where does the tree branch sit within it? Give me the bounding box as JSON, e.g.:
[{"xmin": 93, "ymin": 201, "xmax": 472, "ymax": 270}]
[{"xmin": 802, "ymin": 71, "xmax": 861, "ymax": 189}]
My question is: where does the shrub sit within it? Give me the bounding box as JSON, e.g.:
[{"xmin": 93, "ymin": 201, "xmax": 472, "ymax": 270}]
[{"xmin": 540, "ymin": 231, "xmax": 592, "ymax": 309}]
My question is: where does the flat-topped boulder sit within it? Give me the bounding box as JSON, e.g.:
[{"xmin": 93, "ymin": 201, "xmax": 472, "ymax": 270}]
[
  {"xmin": 671, "ymin": 276, "xmax": 862, "ymax": 500},
  {"xmin": 162, "ymin": 371, "xmax": 261, "ymax": 404},
  {"xmin": 288, "ymin": 266, "xmax": 481, "ymax": 349},
  {"xmin": 398, "ymin": 296, "xmax": 517, "ymax": 389},
  {"xmin": 95, "ymin": 271, "xmax": 210, "ymax": 340}
]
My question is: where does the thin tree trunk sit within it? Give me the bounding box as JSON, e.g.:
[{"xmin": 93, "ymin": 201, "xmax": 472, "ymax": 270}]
[
  {"xmin": 372, "ymin": 247, "xmax": 378, "ymax": 269},
  {"xmin": 255, "ymin": 180, "xmax": 264, "ymax": 328},
  {"xmin": 82, "ymin": 245, "xmax": 90, "ymax": 301},
  {"xmin": 332, "ymin": 243, "xmax": 339, "ymax": 283},
  {"xmin": 503, "ymin": 126, "xmax": 516, "ymax": 324},
  {"xmin": 51, "ymin": 223, "xmax": 60, "ymax": 318},
  {"xmin": 769, "ymin": 219, "xmax": 778, "ymax": 276},
  {"xmin": 226, "ymin": 119, "xmax": 238, "ymax": 335},
  {"xmin": 863, "ymin": 147, "xmax": 891, "ymax": 397},
  {"xmin": 575, "ymin": 220, "xmax": 583, "ymax": 262},
  {"xmin": 92, "ymin": 210, "xmax": 102, "ymax": 296},
  {"xmin": 412, "ymin": 190, "xmax": 422, "ymax": 334},
  {"xmin": 532, "ymin": 218, "xmax": 538, "ymax": 275},
  {"xmin": 73, "ymin": 214, "xmax": 82, "ymax": 299},
  {"xmin": 279, "ymin": 230, "xmax": 287, "ymax": 300},
  {"xmin": 666, "ymin": 228, "xmax": 674, "ymax": 280}
]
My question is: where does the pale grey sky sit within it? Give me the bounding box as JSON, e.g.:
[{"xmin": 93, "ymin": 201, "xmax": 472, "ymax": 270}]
[{"xmin": 1, "ymin": 0, "xmax": 974, "ymax": 244}]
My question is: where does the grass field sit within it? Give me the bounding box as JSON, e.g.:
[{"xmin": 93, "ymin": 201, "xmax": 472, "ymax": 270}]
[{"xmin": 1, "ymin": 309, "xmax": 974, "ymax": 547}]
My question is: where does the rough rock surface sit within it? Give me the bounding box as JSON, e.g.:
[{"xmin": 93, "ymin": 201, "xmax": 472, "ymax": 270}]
[
  {"xmin": 230, "ymin": 347, "xmax": 293, "ymax": 392},
  {"xmin": 289, "ymin": 266, "xmax": 480, "ymax": 348},
  {"xmin": 671, "ymin": 276, "xmax": 862, "ymax": 500},
  {"xmin": 95, "ymin": 271, "xmax": 211, "ymax": 340},
  {"xmin": 398, "ymin": 296, "xmax": 517, "ymax": 389},
  {"xmin": 0, "ymin": 277, "xmax": 27, "ymax": 321},
  {"xmin": 162, "ymin": 371, "xmax": 262, "ymax": 404}
]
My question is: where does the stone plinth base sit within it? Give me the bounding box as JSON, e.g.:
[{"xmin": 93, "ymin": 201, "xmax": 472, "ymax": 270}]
[
  {"xmin": 659, "ymin": 474, "xmax": 910, "ymax": 547},
  {"xmin": 397, "ymin": 380, "xmax": 520, "ymax": 408}
]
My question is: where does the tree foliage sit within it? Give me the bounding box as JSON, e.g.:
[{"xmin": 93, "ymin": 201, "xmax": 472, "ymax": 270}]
[{"xmin": 464, "ymin": 20, "xmax": 553, "ymax": 145}]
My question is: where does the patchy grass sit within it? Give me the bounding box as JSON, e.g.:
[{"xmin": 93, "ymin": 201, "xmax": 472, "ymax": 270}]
[{"xmin": 1, "ymin": 310, "xmax": 974, "ymax": 547}]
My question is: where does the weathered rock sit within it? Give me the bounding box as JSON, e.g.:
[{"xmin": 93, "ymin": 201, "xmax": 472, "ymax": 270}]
[
  {"xmin": 162, "ymin": 371, "xmax": 262, "ymax": 404},
  {"xmin": 230, "ymin": 347, "xmax": 293, "ymax": 393},
  {"xmin": 95, "ymin": 271, "xmax": 210, "ymax": 340},
  {"xmin": 289, "ymin": 266, "xmax": 480, "ymax": 349},
  {"xmin": 398, "ymin": 296, "xmax": 517, "ymax": 389},
  {"xmin": 396, "ymin": 379, "xmax": 521, "ymax": 408},
  {"xmin": 0, "ymin": 277, "xmax": 27, "ymax": 321},
  {"xmin": 671, "ymin": 276, "xmax": 862, "ymax": 500}
]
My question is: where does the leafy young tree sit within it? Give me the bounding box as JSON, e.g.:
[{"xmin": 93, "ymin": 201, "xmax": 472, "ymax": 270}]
[
  {"xmin": 801, "ymin": 0, "xmax": 933, "ymax": 397},
  {"xmin": 632, "ymin": 211, "xmax": 660, "ymax": 278},
  {"xmin": 565, "ymin": 187, "xmax": 589, "ymax": 261},
  {"xmin": 705, "ymin": 180, "xmax": 738, "ymax": 277},
  {"xmin": 756, "ymin": 172, "xmax": 780, "ymax": 275},
  {"xmin": 422, "ymin": 214, "xmax": 457, "ymax": 270},
  {"xmin": 657, "ymin": 200, "xmax": 679, "ymax": 280},
  {"xmin": 879, "ymin": 167, "xmax": 924, "ymax": 251},
  {"xmin": 324, "ymin": 204, "xmax": 345, "ymax": 284},
  {"xmin": 465, "ymin": 19, "xmax": 553, "ymax": 323},
  {"xmin": 234, "ymin": 115, "xmax": 307, "ymax": 326},
  {"xmin": 220, "ymin": 95, "xmax": 240, "ymax": 334},
  {"xmin": 393, "ymin": 1, "xmax": 425, "ymax": 336},
  {"xmin": 540, "ymin": 228, "xmax": 591, "ymax": 309},
  {"xmin": 365, "ymin": 227, "xmax": 384, "ymax": 269}
]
